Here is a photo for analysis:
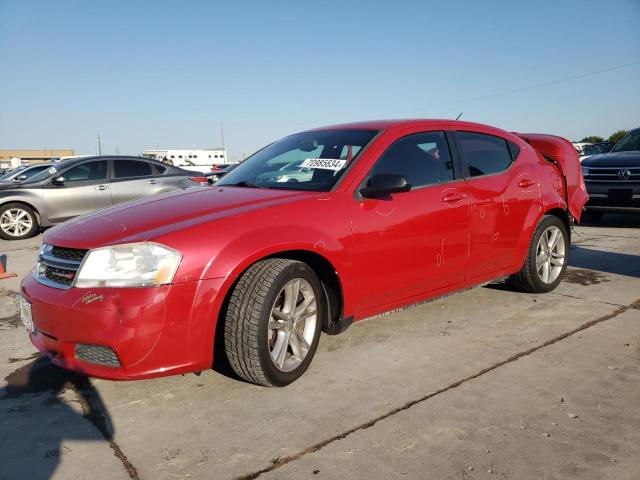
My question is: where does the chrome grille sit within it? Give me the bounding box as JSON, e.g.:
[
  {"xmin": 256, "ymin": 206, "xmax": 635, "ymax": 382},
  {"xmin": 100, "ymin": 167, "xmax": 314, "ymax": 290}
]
[
  {"xmin": 51, "ymin": 246, "xmax": 88, "ymax": 261},
  {"xmin": 34, "ymin": 244, "xmax": 87, "ymax": 289},
  {"xmin": 584, "ymin": 166, "xmax": 640, "ymax": 182},
  {"xmin": 43, "ymin": 265, "xmax": 76, "ymax": 286}
]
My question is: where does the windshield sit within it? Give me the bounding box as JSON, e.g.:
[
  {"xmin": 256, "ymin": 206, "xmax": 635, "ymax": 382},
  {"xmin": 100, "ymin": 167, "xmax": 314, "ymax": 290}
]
[
  {"xmin": 22, "ymin": 165, "xmax": 60, "ymax": 184},
  {"xmin": 218, "ymin": 129, "xmax": 378, "ymax": 191},
  {"xmin": 0, "ymin": 166, "xmax": 27, "ymax": 180},
  {"xmin": 582, "ymin": 143, "xmax": 611, "ymax": 156},
  {"xmin": 612, "ymin": 129, "xmax": 640, "ymax": 152}
]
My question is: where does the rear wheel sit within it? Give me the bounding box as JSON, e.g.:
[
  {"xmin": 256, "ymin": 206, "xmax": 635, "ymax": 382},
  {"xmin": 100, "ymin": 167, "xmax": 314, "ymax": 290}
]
[
  {"xmin": 509, "ymin": 215, "xmax": 569, "ymax": 293},
  {"xmin": 0, "ymin": 203, "xmax": 39, "ymax": 240},
  {"xmin": 223, "ymin": 258, "xmax": 324, "ymax": 386}
]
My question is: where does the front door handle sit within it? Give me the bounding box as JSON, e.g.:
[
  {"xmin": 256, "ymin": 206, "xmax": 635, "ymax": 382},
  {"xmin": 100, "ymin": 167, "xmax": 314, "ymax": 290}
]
[
  {"xmin": 442, "ymin": 193, "xmax": 467, "ymax": 203},
  {"xmin": 518, "ymin": 179, "xmax": 535, "ymax": 188},
  {"xmin": 95, "ymin": 185, "xmax": 108, "ymax": 191},
  {"xmin": 148, "ymin": 179, "xmax": 158, "ymax": 185}
]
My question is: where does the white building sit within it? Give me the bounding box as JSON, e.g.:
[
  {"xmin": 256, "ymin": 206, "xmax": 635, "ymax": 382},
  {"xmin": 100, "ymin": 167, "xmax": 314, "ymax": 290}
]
[{"xmin": 143, "ymin": 148, "xmax": 230, "ymax": 173}]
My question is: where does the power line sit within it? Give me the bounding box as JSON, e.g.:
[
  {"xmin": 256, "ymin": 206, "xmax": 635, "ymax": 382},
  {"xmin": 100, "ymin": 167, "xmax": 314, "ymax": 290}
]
[{"xmin": 376, "ymin": 61, "xmax": 640, "ymax": 117}]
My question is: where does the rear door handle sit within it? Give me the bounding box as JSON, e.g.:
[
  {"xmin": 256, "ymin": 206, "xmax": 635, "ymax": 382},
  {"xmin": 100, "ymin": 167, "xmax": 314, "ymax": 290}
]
[
  {"xmin": 442, "ymin": 193, "xmax": 467, "ymax": 203},
  {"xmin": 95, "ymin": 185, "xmax": 108, "ymax": 191},
  {"xmin": 148, "ymin": 179, "xmax": 158, "ymax": 185},
  {"xmin": 518, "ymin": 179, "xmax": 535, "ymax": 188}
]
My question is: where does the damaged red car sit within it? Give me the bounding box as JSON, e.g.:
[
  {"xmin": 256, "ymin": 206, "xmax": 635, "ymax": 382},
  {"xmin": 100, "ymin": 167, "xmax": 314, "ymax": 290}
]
[{"xmin": 20, "ymin": 120, "xmax": 587, "ymax": 386}]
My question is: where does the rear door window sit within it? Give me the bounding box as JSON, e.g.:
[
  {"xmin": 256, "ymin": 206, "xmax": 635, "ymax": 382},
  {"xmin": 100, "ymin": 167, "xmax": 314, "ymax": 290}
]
[
  {"xmin": 114, "ymin": 160, "xmax": 153, "ymax": 178},
  {"xmin": 454, "ymin": 132, "xmax": 513, "ymax": 177}
]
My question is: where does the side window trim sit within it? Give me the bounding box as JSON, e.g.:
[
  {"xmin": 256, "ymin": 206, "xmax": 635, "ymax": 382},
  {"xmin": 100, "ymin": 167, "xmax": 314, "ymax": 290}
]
[
  {"xmin": 151, "ymin": 162, "xmax": 167, "ymax": 175},
  {"xmin": 444, "ymin": 130, "xmax": 466, "ymax": 180},
  {"xmin": 507, "ymin": 141, "xmax": 521, "ymax": 162},
  {"xmin": 450, "ymin": 130, "xmax": 515, "ymax": 180}
]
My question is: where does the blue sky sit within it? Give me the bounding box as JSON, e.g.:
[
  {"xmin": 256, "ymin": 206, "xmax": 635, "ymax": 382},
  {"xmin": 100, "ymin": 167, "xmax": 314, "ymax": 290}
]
[{"xmin": 0, "ymin": 0, "xmax": 638, "ymax": 161}]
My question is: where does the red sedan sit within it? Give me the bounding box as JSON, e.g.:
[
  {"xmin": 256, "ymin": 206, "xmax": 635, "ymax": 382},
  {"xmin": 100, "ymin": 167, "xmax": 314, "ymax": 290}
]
[{"xmin": 20, "ymin": 120, "xmax": 587, "ymax": 386}]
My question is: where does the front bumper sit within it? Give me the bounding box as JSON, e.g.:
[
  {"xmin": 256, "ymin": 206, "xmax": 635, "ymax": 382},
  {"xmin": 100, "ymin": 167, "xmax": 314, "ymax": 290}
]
[
  {"xmin": 585, "ymin": 180, "xmax": 640, "ymax": 212},
  {"xmin": 20, "ymin": 274, "xmax": 226, "ymax": 380}
]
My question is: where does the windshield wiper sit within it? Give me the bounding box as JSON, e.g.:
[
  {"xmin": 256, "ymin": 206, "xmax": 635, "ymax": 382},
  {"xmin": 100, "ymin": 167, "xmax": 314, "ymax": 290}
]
[{"xmin": 222, "ymin": 181, "xmax": 269, "ymax": 189}]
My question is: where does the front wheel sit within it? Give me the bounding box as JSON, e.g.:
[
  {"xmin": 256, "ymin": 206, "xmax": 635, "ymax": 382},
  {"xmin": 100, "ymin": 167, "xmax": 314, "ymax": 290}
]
[
  {"xmin": 223, "ymin": 258, "xmax": 324, "ymax": 386},
  {"xmin": 508, "ymin": 215, "xmax": 569, "ymax": 293},
  {"xmin": 0, "ymin": 203, "xmax": 39, "ymax": 240}
]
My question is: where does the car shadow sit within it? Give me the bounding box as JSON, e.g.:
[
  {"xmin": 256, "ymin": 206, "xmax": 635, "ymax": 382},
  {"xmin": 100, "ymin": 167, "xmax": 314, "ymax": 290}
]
[
  {"xmin": 484, "ymin": 244, "xmax": 640, "ymax": 294},
  {"xmin": 568, "ymin": 245, "xmax": 640, "ymax": 279},
  {"xmin": 1, "ymin": 355, "xmax": 116, "ymax": 479},
  {"xmin": 580, "ymin": 212, "xmax": 640, "ymax": 228}
]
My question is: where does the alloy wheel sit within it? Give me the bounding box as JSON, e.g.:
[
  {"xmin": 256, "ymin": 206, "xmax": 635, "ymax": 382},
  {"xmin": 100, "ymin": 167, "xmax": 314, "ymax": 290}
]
[
  {"xmin": 267, "ymin": 278, "xmax": 318, "ymax": 372},
  {"xmin": 0, "ymin": 208, "xmax": 33, "ymax": 237},
  {"xmin": 535, "ymin": 225, "xmax": 565, "ymax": 284}
]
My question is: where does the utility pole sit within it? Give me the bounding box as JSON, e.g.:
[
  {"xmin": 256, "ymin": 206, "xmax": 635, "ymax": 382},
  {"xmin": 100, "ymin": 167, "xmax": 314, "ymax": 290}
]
[
  {"xmin": 97, "ymin": 134, "xmax": 102, "ymax": 155},
  {"xmin": 220, "ymin": 123, "xmax": 227, "ymax": 162}
]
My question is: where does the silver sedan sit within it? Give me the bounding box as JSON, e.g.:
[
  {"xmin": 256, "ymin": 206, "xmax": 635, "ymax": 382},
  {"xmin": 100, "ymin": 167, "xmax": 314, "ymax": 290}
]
[{"xmin": 0, "ymin": 156, "xmax": 206, "ymax": 240}]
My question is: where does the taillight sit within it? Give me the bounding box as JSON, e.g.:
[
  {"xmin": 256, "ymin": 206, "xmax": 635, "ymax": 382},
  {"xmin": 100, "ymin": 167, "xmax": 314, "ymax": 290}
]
[{"xmin": 189, "ymin": 176, "xmax": 209, "ymax": 185}]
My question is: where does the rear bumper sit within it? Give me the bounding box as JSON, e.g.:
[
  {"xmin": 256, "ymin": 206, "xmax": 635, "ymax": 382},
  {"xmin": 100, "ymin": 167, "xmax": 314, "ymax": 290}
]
[{"xmin": 20, "ymin": 274, "xmax": 226, "ymax": 380}]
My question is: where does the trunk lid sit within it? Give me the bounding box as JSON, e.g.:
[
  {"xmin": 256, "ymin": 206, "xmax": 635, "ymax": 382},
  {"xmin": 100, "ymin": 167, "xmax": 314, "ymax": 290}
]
[{"xmin": 516, "ymin": 133, "xmax": 588, "ymax": 221}]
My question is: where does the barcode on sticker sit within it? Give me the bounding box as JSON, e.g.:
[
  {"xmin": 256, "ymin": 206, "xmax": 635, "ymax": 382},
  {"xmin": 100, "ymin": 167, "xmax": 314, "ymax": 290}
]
[{"xmin": 300, "ymin": 158, "xmax": 347, "ymax": 171}]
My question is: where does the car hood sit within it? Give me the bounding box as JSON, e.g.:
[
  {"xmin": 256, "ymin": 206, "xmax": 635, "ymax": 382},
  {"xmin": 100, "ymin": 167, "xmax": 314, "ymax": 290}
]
[
  {"xmin": 581, "ymin": 150, "xmax": 640, "ymax": 167},
  {"xmin": 0, "ymin": 181, "xmax": 19, "ymax": 189},
  {"xmin": 44, "ymin": 186, "xmax": 316, "ymax": 249}
]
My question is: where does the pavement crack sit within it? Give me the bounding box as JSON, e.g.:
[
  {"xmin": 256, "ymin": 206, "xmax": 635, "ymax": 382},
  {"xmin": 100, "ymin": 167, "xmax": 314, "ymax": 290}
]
[
  {"xmin": 236, "ymin": 299, "xmax": 639, "ymax": 480},
  {"xmin": 68, "ymin": 381, "xmax": 139, "ymax": 479},
  {"xmin": 550, "ymin": 291, "xmax": 627, "ymax": 307}
]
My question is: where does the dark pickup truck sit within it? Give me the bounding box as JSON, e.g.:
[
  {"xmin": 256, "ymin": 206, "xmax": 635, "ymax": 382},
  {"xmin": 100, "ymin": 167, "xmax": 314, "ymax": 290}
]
[{"xmin": 581, "ymin": 127, "xmax": 640, "ymax": 222}]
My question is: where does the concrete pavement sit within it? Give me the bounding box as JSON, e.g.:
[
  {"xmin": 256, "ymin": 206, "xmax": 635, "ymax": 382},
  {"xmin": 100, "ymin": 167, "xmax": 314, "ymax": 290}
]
[{"xmin": 1, "ymin": 214, "xmax": 639, "ymax": 479}]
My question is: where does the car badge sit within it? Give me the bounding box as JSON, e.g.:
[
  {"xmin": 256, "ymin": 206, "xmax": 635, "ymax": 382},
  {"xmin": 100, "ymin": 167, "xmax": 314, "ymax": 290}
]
[{"xmin": 617, "ymin": 169, "xmax": 631, "ymax": 181}]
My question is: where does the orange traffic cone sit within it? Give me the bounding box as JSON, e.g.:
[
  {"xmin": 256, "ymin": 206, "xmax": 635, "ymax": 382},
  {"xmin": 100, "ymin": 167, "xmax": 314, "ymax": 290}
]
[{"xmin": 0, "ymin": 254, "xmax": 17, "ymax": 279}]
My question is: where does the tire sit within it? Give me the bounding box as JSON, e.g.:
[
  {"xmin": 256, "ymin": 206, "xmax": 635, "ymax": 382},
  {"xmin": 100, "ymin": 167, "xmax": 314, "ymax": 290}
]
[
  {"xmin": 508, "ymin": 215, "xmax": 569, "ymax": 293},
  {"xmin": 223, "ymin": 258, "xmax": 324, "ymax": 386},
  {"xmin": 586, "ymin": 210, "xmax": 604, "ymax": 223},
  {"xmin": 0, "ymin": 203, "xmax": 39, "ymax": 240}
]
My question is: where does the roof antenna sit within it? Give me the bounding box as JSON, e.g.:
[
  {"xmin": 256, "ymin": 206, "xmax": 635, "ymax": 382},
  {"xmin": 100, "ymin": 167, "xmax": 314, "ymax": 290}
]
[{"xmin": 455, "ymin": 112, "xmax": 463, "ymax": 120}]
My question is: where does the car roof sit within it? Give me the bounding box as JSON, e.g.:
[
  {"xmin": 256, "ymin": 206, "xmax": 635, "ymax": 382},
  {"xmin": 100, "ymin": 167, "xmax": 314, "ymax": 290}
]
[
  {"xmin": 302, "ymin": 119, "xmax": 515, "ymax": 140},
  {"xmin": 25, "ymin": 163, "xmax": 54, "ymax": 168},
  {"xmin": 60, "ymin": 155, "xmax": 164, "ymax": 167}
]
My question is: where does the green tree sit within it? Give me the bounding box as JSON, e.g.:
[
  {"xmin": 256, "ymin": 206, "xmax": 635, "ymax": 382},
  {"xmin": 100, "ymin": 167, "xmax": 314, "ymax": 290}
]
[
  {"xmin": 580, "ymin": 135, "xmax": 604, "ymax": 143},
  {"xmin": 608, "ymin": 130, "xmax": 628, "ymax": 145}
]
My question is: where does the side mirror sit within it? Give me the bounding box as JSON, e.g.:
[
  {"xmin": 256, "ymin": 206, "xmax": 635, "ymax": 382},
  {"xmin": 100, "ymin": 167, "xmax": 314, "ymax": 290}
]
[
  {"xmin": 360, "ymin": 174, "xmax": 411, "ymax": 199},
  {"xmin": 14, "ymin": 174, "xmax": 27, "ymax": 181},
  {"xmin": 52, "ymin": 176, "xmax": 65, "ymax": 185}
]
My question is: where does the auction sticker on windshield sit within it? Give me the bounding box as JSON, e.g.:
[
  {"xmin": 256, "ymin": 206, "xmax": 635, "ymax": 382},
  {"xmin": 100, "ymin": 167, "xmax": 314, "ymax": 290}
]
[{"xmin": 300, "ymin": 158, "xmax": 347, "ymax": 171}]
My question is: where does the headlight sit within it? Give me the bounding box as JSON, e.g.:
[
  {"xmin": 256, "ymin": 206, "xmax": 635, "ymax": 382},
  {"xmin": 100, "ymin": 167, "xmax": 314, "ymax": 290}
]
[
  {"xmin": 75, "ymin": 242, "xmax": 181, "ymax": 288},
  {"xmin": 581, "ymin": 166, "xmax": 589, "ymax": 177}
]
